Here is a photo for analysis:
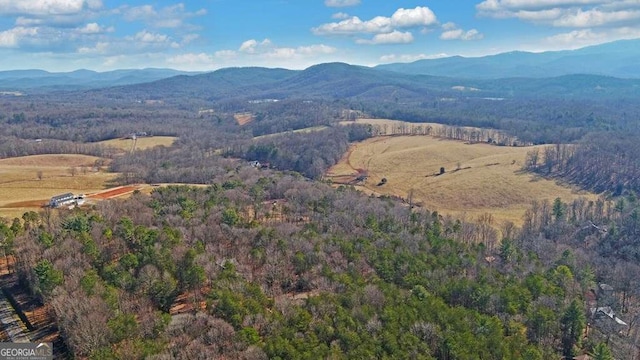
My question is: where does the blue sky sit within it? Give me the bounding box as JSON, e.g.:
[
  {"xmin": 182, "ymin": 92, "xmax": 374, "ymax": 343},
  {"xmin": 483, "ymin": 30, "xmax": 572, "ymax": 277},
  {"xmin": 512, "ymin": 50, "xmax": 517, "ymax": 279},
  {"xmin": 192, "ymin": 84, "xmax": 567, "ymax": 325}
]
[{"xmin": 0, "ymin": 0, "xmax": 639, "ymax": 71}]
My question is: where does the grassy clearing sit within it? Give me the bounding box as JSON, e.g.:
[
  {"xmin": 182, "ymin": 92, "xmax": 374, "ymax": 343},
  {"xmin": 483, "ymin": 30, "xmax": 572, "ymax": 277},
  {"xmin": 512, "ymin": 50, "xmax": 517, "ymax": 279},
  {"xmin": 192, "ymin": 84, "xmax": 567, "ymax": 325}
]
[
  {"xmin": 96, "ymin": 136, "xmax": 177, "ymax": 152},
  {"xmin": 253, "ymin": 126, "xmax": 329, "ymax": 140},
  {"xmin": 0, "ymin": 154, "xmax": 117, "ymax": 218},
  {"xmin": 326, "ymin": 135, "xmax": 596, "ymax": 225}
]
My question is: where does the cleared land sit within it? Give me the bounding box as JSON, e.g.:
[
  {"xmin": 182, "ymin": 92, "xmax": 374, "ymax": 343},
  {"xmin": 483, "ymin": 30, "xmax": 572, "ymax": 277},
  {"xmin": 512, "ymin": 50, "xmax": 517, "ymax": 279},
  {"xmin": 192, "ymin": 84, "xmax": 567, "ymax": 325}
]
[
  {"xmin": 253, "ymin": 126, "xmax": 329, "ymax": 140},
  {"xmin": 96, "ymin": 136, "xmax": 177, "ymax": 153},
  {"xmin": 234, "ymin": 112, "xmax": 255, "ymax": 126},
  {"xmin": 326, "ymin": 135, "xmax": 596, "ymax": 225},
  {"xmin": 0, "ymin": 154, "xmax": 117, "ymax": 218}
]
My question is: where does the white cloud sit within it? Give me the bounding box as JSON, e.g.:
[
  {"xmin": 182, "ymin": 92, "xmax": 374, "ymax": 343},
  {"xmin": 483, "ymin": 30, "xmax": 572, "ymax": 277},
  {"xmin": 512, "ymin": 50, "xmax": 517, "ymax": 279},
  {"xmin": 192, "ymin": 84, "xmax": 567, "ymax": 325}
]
[
  {"xmin": 131, "ymin": 30, "xmax": 169, "ymax": 43},
  {"xmin": 0, "ymin": 0, "xmax": 102, "ymax": 16},
  {"xmin": 77, "ymin": 41, "xmax": 109, "ymax": 54},
  {"xmin": 332, "ymin": 12, "xmax": 350, "ymax": 19},
  {"xmin": 214, "ymin": 50, "xmax": 236, "ymax": 58},
  {"xmin": 442, "ymin": 22, "xmax": 457, "ymax": 30},
  {"xmin": 122, "ymin": 3, "xmax": 206, "ymax": 28},
  {"xmin": 379, "ymin": 53, "xmax": 448, "ymax": 63},
  {"xmin": 324, "ymin": 0, "xmax": 361, "ymax": 7},
  {"xmin": 390, "ymin": 7, "xmax": 438, "ymax": 27},
  {"xmin": 477, "ymin": 0, "xmax": 605, "ymax": 12},
  {"xmin": 233, "ymin": 38, "xmax": 336, "ymax": 59},
  {"xmin": 439, "ymin": 23, "xmax": 484, "ymax": 41},
  {"xmin": 312, "ymin": 16, "xmax": 393, "ymax": 35},
  {"xmin": 181, "ymin": 33, "xmax": 199, "ymax": 44},
  {"xmin": 312, "ymin": 6, "xmax": 438, "ymax": 45},
  {"xmin": 313, "ymin": 6, "xmax": 437, "ymax": 35},
  {"xmin": 166, "ymin": 52, "xmax": 215, "ymax": 68},
  {"xmin": 543, "ymin": 27, "xmax": 640, "ymax": 48},
  {"xmin": 356, "ymin": 31, "xmax": 414, "ymax": 45},
  {"xmin": 239, "ymin": 38, "xmax": 272, "ymax": 53},
  {"xmin": 76, "ymin": 22, "xmax": 113, "ymax": 34},
  {"xmin": 553, "ymin": 8, "xmax": 640, "ymax": 27},
  {"xmin": 476, "ymin": 0, "xmax": 640, "ymax": 28},
  {"xmin": 0, "ymin": 27, "xmax": 39, "ymax": 48}
]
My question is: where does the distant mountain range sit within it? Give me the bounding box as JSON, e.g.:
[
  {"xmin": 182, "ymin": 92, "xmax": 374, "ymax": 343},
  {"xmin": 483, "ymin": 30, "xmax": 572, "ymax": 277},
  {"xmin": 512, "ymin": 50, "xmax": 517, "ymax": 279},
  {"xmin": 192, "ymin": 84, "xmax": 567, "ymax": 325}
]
[
  {"xmin": 376, "ymin": 38, "xmax": 640, "ymax": 79},
  {"xmin": 0, "ymin": 68, "xmax": 202, "ymax": 91},
  {"xmin": 94, "ymin": 61, "xmax": 640, "ymax": 106},
  {"xmin": 1, "ymin": 39, "xmax": 638, "ymax": 100}
]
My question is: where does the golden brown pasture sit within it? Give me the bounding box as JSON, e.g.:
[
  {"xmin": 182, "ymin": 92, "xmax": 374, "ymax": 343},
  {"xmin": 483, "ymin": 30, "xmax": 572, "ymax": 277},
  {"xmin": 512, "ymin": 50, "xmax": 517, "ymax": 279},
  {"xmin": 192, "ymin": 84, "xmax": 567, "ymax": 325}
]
[
  {"xmin": 96, "ymin": 136, "xmax": 177, "ymax": 153},
  {"xmin": 0, "ymin": 154, "xmax": 117, "ymax": 218},
  {"xmin": 326, "ymin": 135, "xmax": 596, "ymax": 225}
]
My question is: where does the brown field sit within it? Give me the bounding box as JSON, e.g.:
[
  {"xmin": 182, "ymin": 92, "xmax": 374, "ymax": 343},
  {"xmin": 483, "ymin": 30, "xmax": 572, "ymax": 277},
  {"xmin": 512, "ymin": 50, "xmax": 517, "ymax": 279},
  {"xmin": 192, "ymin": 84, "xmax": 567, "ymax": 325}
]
[
  {"xmin": 234, "ymin": 112, "xmax": 255, "ymax": 126},
  {"xmin": 326, "ymin": 135, "xmax": 597, "ymax": 225},
  {"xmin": 96, "ymin": 136, "xmax": 177, "ymax": 153},
  {"xmin": 0, "ymin": 154, "xmax": 117, "ymax": 218},
  {"xmin": 253, "ymin": 126, "xmax": 329, "ymax": 140}
]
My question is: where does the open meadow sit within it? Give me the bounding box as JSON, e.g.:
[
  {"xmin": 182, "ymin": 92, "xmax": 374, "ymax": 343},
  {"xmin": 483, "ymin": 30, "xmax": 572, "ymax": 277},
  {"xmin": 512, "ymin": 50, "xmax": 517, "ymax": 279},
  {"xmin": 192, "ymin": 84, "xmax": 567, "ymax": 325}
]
[
  {"xmin": 326, "ymin": 134, "xmax": 597, "ymax": 225},
  {"xmin": 0, "ymin": 154, "xmax": 117, "ymax": 218},
  {"xmin": 96, "ymin": 136, "xmax": 177, "ymax": 153}
]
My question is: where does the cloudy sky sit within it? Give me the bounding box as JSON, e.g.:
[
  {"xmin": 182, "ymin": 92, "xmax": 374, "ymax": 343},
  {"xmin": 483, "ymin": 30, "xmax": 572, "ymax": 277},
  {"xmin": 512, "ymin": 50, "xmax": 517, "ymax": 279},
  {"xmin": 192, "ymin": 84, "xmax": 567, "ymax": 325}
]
[{"xmin": 0, "ymin": 0, "xmax": 639, "ymax": 71}]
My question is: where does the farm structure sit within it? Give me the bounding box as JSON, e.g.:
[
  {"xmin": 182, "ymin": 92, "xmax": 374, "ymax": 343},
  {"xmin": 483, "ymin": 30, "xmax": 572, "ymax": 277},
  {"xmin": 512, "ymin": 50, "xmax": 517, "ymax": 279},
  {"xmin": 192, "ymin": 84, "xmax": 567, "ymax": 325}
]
[
  {"xmin": 48, "ymin": 193, "xmax": 74, "ymax": 208},
  {"xmin": 48, "ymin": 193, "xmax": 85, "ymax": 208}
]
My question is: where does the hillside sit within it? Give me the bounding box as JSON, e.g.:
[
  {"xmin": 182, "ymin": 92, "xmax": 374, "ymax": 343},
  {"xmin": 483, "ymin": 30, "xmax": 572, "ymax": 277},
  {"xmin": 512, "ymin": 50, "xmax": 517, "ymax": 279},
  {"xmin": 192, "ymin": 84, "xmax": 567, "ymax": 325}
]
[{"xmin": 376, "ymin": 38, "xmax": 640, "ymax": 79}]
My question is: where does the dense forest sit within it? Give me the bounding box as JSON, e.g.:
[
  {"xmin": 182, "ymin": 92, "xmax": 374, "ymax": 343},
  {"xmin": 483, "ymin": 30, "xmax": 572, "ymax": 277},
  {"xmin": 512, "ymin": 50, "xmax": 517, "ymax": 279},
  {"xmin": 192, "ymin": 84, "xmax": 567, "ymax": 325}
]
[{"xmin": 4, "ymin": 168, "xmax": 612, "ymax": 359}]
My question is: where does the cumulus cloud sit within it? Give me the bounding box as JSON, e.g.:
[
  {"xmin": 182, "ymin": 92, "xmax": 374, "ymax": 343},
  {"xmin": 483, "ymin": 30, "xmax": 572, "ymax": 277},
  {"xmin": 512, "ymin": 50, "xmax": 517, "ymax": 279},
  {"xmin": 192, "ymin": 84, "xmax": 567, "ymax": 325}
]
[
  {"xmin": 214, "ymin": 50, "xmax": 237, "ymax": 58},
  {"xmin": 122, "ymin": 3, "xmax": 207, "ymax": 28},
  {"xmin": 439, "ymin": 23, "xmax": 484, "ymax": 40},
  {"xmin": 0, "ymin": 0, "xmax": 102, "ymax": 16},
  {"xmin": 76, "ymin": 22, "xmax": 113, "ymax": 34},
  {"xmin": 379, "ymin": 53, "xmax": 448, "ymax": 63},
  {"xmin": 552, "ymin": 8, "xmax": 640, "ymax": 27},
  {"xmin": 313, "ymin": 6, "xmax": 437, "ymax": 46},
  {"xmin": 131, "ymin": 30, "xmax": 169, "ymax": 43},
  {"xmin": 239, "ymin": 38, "xmax": 272, "ymax": 53},
  {"xmin": 391, "ymin": 7, "xmax": 438, "ymax": 27},
  {"xmin": 476, "ymin": 0, "xmax": 640, "ymax": 28},
  {"xmin": 324, "ymin": 0, "xmax": 361, "ymax": 7},
  {"xmin": 77, "ymin": 41, "xmax": 109, "ymax": 54},
  {"xmin": 166, "ymin": 52, "xmax": 215, "ymax": 68},
  {"xmin": 543, "ymin": 26, "xmax": 640, "ymax": 49},
  {"xmin": 332, "ymin": 12, "xmax": 350, "ymax": 19},
  {"xmin": 356, "ymin": 31, "xmax": 414, "ymax": 44},
  {"xmin": 234, "ymin": 38, "xmax": 336, "ymax": 59},
  {"xmin": 0, "ymin": 27, "xmax": 39, "ymax": 48},
  {"xmin": 477, "ymin": 0, "xmax": 604, "ymax": 12},
  {"xmin": 313, "ymin": 6, "xmax": 438, "ymax": 35}
]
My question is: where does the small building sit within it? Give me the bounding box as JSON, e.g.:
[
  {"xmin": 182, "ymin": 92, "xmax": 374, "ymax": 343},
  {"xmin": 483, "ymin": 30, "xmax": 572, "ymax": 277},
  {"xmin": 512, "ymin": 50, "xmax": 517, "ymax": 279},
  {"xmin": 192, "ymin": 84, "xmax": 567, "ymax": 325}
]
[{"xmin": 49, "ymin": 193, "xmax": 75, "ymax": 208}]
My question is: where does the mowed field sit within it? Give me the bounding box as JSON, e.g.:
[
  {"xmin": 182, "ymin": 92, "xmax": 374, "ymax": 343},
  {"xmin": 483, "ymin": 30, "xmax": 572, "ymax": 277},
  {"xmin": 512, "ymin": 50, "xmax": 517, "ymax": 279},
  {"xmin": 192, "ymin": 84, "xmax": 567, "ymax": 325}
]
[
  {"xmin": 97, "ymin": 136, "xmax": 177, "ymax": 153},
  {"xmin": 0, "ymin": 154, "xmax": 117, "ymax": 218},
  {"xmin": 326, "ymin": 135, "xmax": 596, "ymax": 225}
]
